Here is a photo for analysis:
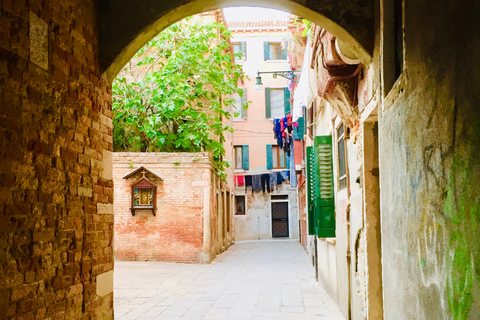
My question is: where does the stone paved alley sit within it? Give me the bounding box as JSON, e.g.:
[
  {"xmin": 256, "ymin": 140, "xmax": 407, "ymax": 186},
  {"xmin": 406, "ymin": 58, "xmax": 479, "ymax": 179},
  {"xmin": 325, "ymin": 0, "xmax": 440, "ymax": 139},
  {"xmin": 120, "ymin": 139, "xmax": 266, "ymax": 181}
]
[{"xmin": 114, "ymin": 240, "xmax": 345, "ymax": 319}]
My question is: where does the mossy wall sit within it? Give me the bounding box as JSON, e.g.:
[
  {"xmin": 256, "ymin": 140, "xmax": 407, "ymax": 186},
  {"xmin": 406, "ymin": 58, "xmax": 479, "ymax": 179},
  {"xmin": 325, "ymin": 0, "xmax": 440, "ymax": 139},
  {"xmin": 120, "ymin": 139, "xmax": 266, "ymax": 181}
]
[{"xmin": 380, "ymin": 1, "xmax": 480, "ymax": 318}]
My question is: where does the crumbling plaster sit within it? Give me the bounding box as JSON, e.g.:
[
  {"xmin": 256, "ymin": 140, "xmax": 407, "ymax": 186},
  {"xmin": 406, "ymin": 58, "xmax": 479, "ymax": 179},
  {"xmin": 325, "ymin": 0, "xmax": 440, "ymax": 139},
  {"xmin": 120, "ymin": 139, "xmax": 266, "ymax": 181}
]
[
  {"xmin": 379, "ymin": 1, "xmax": 480, "ymax": 318},
  {"xmin": 234, "ymin": 186, "xmax": 299, "ymax": 240}
]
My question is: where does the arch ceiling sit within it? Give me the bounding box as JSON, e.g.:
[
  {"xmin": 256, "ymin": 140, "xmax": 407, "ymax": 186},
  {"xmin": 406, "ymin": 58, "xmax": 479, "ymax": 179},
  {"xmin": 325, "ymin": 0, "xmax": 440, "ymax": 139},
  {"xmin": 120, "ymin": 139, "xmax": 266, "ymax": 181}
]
[{"xmin": 98, "ymin": 0, "xmax": 374, "ymax": 81}]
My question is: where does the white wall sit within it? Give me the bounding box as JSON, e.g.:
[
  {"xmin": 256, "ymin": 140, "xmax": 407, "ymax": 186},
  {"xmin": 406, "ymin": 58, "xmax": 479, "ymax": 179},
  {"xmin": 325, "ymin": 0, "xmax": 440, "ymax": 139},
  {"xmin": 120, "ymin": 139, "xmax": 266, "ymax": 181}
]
[{"xmin": 234, "ymin": 184, "xmax": 299, "ymax": 240}]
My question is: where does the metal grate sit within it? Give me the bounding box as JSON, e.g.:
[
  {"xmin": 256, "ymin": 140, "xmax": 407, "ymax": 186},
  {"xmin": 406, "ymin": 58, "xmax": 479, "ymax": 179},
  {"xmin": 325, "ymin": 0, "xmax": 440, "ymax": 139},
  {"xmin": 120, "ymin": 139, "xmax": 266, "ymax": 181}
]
[{"xmin": 271, "ymin": 202, "xmax": 289, "ymax": 237}]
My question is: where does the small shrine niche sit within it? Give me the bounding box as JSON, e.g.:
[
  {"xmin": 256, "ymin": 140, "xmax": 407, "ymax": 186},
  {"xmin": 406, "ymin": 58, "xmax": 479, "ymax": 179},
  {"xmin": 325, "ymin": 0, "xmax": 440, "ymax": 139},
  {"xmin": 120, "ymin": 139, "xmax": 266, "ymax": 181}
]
[{"xmin": 123, "ymin": 166, "xmax": 162, "ymax": 216}]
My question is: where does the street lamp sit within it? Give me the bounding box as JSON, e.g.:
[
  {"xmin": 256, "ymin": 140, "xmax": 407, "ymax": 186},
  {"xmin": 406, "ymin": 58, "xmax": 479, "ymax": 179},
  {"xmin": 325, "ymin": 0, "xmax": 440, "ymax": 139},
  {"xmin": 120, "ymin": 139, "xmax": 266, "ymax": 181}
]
[{"xmin": 254, "ymin": 70, "xmax": 301, "ymax": 91}]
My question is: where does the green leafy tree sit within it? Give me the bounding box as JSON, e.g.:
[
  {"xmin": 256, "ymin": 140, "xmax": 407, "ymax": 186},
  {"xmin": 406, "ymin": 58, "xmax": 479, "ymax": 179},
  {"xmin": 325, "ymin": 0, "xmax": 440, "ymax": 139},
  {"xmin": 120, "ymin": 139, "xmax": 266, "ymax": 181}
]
[{"xmin": 112, "ymin": 17, "xmax": 246, "ymax": 179}]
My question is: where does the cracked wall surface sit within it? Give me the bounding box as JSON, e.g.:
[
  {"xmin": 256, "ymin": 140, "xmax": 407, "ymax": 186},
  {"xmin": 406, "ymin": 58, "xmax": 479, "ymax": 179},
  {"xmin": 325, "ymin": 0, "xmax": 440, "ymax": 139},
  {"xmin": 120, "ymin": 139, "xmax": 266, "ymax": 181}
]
[{"xmin": 379, "ymin": 1, "xmax": 480, "ymax": 318}]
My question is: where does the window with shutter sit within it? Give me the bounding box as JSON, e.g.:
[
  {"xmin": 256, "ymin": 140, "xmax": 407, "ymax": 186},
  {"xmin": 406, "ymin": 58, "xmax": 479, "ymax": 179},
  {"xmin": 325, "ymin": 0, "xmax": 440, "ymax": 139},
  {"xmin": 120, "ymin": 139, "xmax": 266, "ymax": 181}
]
[
  {"xmin": 268, "ymin": 145, "xmax": 287, "ymax": 169},
  {"xmin": 233, "ymin": 41, "xmax": 247, "ymax": 61},
  {"xmin": 264, "ymin": 41, "xmax": 270, "ymax": 61},
  {"xmin": 234, "ymin": 145, "xmax": 249, "ymax": 170},
  {"xmin": 234, "ymin": 146, "xmax": 243, "ymax": 169},
  {"xmin": 233, "ymin": 88, "xmax": 247, "ymax": 120},
  {"xmin": 265, "ymin": 88, "xmax": 271, "ymax": 118},
  {"xmin": 265, "ymin": 87, "xmax": 290, "ymax": 119},
  {"xmin": 337, "ymin": 124, "xmax": 347, "ymax": 189},
  {"xmin": 266, "ymin": 144, "xmax": 273, "ymax": 169},
  {"xmin": 241, "ymin": 89, "xmax": 248, "ymax": 119},
  {"xmin": 263, "ymin": 41, "xmax": 287, "ymax": 60},
  {"xmin": 283, "ymin": 40, "xmax": 289, "ymax": 60},
  {"xmin": 284, "ymin": 88, "xmax": 291, "ymax": 115},
  {"xmin": 314, "ymin": 136, "xmax": 335, "ymax": 238},
  {"xmin": 242, "ymin": 145, "xmax": 249, "ymax": 170}
]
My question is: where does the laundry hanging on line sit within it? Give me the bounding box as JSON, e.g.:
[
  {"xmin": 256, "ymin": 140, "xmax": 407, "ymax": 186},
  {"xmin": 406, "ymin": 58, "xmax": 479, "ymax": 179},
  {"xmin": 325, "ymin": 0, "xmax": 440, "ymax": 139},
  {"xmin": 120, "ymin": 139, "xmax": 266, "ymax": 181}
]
[
  {"xmin": 272, "ymin": 114, "xmax": 298, "ymax": 154},
  {"xmin": 243, "ymin": 171, "xmax": 290, "ymax": 194},
  {"xmin": 234, "ymin": 175, "xmax": 245, "ymax": 187}
]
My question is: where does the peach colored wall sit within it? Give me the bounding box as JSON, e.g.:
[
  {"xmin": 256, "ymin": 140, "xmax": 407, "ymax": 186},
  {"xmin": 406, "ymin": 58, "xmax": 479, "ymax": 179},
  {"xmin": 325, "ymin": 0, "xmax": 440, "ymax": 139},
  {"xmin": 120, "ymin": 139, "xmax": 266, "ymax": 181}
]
[{"xmin": 232, "ymin": 30, "xmax": 291, "ymax": 173}]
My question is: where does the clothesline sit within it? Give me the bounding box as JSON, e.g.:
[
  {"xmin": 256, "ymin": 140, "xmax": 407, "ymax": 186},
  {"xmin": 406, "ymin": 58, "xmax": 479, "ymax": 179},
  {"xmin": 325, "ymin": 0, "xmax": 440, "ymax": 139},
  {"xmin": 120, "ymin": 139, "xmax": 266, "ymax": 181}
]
[{"xmin": 234, "ymin": 170, "xmax": 291, "ymax": 194}]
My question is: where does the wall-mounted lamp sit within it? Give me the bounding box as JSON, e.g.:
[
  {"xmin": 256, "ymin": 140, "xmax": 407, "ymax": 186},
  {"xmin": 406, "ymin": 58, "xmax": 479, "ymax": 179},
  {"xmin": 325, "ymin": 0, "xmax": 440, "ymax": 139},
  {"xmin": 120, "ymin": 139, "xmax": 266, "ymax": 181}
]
[{"xmin": 254, "ymin": 70, "xmax": 301, "ymax": 91}]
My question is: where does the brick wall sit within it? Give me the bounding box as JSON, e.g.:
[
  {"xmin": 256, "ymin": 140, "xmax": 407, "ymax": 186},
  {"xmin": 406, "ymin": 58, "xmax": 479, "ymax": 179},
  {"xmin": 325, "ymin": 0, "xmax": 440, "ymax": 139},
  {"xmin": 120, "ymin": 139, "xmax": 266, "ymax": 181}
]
[
  {"xmin": 114, "ymin": 152, "xmax": 228, "ymax": 263},
  {"xmin": 0, "ymin": 1, "xmax": 114, "ymax": 318}
]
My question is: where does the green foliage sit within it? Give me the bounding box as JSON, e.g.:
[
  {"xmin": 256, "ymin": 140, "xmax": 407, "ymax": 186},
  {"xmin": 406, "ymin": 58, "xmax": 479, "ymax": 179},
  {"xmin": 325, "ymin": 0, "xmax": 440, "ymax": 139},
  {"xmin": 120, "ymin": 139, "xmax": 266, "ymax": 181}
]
[
  {"xmin": 301, "ymin": 19, "xmax": 312, "ymax": 37},
  {"xmin": 112, "ymin": 18, "xmax": 246, "ymax": 180}
]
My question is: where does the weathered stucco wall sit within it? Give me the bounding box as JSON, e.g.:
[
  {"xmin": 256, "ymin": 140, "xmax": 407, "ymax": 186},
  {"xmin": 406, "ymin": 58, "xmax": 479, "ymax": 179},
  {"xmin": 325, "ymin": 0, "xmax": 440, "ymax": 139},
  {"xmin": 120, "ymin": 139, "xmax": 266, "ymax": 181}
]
[
  {"xmin": 234, "ymin": 185, "xmax": 299, "ymax": 240},
  {"xmin": 379, "ymin": 1, "xmax": 480, "ymax": 319},
  {"xmin": 0, "ymin": 1, "xmax": 114, "ymax": 318}
]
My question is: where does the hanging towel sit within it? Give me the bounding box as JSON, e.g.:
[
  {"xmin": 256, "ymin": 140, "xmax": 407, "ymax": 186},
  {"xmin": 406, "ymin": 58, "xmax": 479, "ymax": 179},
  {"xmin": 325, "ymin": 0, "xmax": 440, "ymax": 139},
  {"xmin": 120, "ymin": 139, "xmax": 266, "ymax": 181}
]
[
  {"xmin": 276, "ymin": 172, "xmax": 283, "ymax": 185},
  {"xmin": 290, "ymin": 139, "xmax": 297, "ymax": 188},
  {"xmin": 261, "ymin": 174, "xmax": 271, "ymax": 193},
  {"xmin": 280, "ymin": 170, "xmax": 289, "ymax": 181},
  {"xmin": 269, "ymin": 173, "xmax": 277, "ymax": 191},
  {"xmin": 237, "ymin": 175, "xmax": 245, "ymax": 186},
  {"xmin": 252, "ymin": 175, "xmax": 263, "ymax": 192},
  {"xmin": 274, "ymin": 119, "xmax": 283, "ymax": 147},
  {"xmin": 286, "ymin": 114, "xmax": 293, "ymax": 136},
  {"xmin": 245, "ymin": 175, "xmax": 253, "ymax": 192},
  {"xmin": 292, "ymin": 34, "xmax": 316, "ymax": 122},
  {"xmin": 283, "ymin": 134, "xmax": 291, "ymax": 154},
  {"xmin": 287, "ymin": 114, "xmax": 292, "ymax": 126}
]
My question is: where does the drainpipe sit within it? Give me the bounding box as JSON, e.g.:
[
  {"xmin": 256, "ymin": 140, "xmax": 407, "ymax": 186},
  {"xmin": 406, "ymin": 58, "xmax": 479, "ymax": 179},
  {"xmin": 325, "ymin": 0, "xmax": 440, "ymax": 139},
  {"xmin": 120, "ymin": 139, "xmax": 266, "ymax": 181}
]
[{"xmin": 258, "ymin": 216, "xmax": 260, "ymax": 240}]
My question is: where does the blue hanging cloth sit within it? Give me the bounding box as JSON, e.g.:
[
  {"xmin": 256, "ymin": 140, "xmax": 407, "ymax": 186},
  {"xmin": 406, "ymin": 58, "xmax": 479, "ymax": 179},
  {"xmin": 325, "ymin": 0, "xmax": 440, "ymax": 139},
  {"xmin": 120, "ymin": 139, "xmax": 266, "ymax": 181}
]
[
  {"xmin": 273, "ymin": 119, "xmax": 283, "ymax": 147},
  {"xmin": 289, "ymin": 139, "xmax": 297, "ymax": 188}
]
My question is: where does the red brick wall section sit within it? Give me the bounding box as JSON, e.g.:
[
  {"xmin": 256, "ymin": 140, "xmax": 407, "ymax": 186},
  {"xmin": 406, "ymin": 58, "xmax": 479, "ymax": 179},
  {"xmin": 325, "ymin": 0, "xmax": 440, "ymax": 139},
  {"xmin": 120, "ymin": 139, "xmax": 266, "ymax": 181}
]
[
  {"xmin": 0, "ymin": 1, "xmax": 114, "ymax": 319},
  {"xmin": 113, "ymin": 153, "xmax": 215, "ymax": 263}
]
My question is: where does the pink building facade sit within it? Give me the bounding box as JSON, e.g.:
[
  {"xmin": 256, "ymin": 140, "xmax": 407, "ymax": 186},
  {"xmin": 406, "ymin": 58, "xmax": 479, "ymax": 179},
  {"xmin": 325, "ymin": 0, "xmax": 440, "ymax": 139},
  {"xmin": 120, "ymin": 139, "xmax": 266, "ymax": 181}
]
[{"xmin": 228, "ymin": 19, "xmax": 305, "ymax": 240}]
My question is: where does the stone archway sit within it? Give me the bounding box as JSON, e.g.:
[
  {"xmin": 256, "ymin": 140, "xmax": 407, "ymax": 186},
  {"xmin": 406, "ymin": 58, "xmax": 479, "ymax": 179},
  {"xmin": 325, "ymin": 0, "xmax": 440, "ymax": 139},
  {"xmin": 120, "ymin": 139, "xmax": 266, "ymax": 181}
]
[{"xmin": 98, "ymin": 0, "xmax": 374, "ymax": 81}]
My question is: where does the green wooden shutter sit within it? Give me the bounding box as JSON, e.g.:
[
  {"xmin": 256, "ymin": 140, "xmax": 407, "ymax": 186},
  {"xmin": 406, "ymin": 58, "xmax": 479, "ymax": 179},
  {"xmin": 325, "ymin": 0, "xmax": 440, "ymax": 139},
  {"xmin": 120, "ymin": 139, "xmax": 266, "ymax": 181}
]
[
  {"xmin": 314, "ymin": 136, "xmax": 335, "ymax": 237},
  {"xmin": 241, "ymin": 88, "xmax": 248, "ymax": 119},
  {"xmin": 283, "ymin": 40, "xmax": 289, "ymax": 60},
  {"xmin": 241, "ymin": 41, "xmax": 247, "ymax": 60},
  {"xmin": 284, "ymin": 88, "xmax": 291, "ymax": 115},
  {"xmin": 306, "ymin": 146, "xmax": 316, "ymax": 235},
  {"xmin": 286, "ymin": 152, "xmax": 290, "ymax": 169},
  {"xmin": 265, "ymin": 88, "xmax": 271, "ymax": 118},
  {"xmin": 264, "ymin": 41, "xmax": 270, "ymax": 60},
  {"xmin": 293, "ymin": 116, "xmax": 305, "ymax": 140},
  {"xmin": 242, "ymin": 145, "xmax": 249, "ymax": 170},
  {"xmin": 266, "ymin": 144, "xmax": 273, "ymax": 169}
]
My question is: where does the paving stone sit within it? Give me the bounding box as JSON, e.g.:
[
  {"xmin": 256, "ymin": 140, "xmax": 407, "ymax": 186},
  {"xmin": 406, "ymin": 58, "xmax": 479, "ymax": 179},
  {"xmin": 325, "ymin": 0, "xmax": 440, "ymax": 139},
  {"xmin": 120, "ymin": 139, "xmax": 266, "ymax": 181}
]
[{"xmin": 114, "ymin": 240, "xmax": 345, "ymax": 319}]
